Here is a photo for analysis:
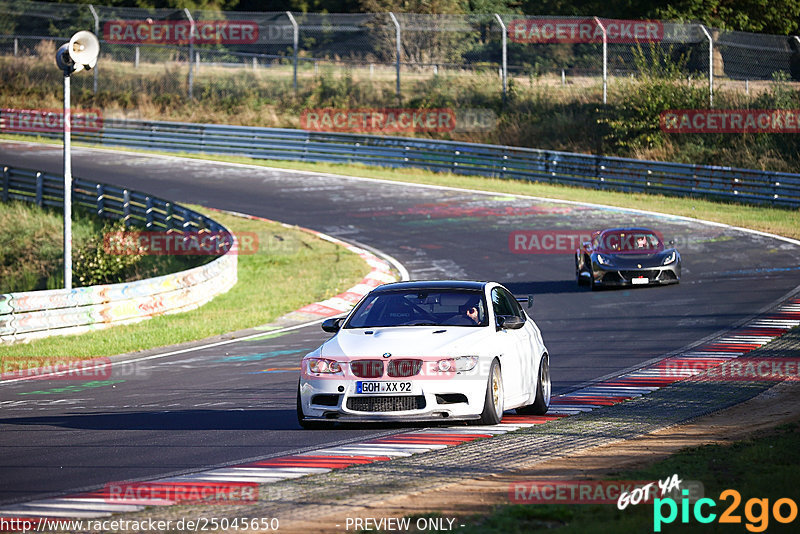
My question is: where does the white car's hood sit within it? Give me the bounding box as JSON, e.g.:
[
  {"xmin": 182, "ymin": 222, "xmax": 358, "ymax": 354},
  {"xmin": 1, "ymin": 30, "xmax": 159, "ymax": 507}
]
[{"xmin": 321, "ymin": 326, "xmax": 492, "ymax": 358}]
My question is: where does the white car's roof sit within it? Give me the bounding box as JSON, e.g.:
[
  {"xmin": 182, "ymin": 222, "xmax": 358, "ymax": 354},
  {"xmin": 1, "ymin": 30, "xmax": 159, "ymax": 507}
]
[{"xmin": 371, "ymin": 280, "xmax": 491, "ymax": 292}]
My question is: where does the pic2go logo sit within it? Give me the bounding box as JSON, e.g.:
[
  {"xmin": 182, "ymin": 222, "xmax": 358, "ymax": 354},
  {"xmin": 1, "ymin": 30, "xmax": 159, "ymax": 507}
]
[{"xmin": 653, "ymin": 489, "xmax": 798, "ymax": 532}]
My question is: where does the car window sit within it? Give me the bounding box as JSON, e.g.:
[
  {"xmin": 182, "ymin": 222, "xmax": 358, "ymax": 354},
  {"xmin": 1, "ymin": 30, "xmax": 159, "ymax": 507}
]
[
  {"xmin": 345, "ymin": 290, "xmax": 487, "ymax": 328},
  {"xmin": 598, "ymin": 231, "xmax": 663, "ymax": 252},
  {"xmin": 502, "ymin": 288, "xmax": 524, "ymax": 318},
  {"xmin": 491, "ymin": 287, "xmax": 516, "ymax": 318}
]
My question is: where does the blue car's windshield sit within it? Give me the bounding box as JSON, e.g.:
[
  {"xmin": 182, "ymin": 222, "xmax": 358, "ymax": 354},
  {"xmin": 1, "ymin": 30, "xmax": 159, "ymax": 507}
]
[
  {"xmin": 596, "ymin": 230, "xmax": 663, "ymax": 253},
  {"xmin": 345, "ymin": 290, "xmax": 487, "ymax": 328}
]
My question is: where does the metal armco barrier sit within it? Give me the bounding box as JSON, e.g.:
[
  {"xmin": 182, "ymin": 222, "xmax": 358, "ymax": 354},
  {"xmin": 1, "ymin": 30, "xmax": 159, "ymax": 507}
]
[
  {"xmin": 9, "ymin": 117, "xmax": 800, "ymax": 208},
  {"xmin": 0, "ymin": 164, "xmax": 238, "ymax": 344}
]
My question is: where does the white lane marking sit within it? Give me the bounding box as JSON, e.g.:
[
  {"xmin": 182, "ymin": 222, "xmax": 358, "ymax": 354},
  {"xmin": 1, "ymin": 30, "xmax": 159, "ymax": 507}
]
[
  {"xmin": 207, "ymin": 467, "xmax": 331, "ymax": 476},
  {"xmin": 367, "ymin": 442, "xmax": 451, "ymax": 449},
  {"xmin": 165, "ymin": 474, "xmax": 301, "ymax": 483},
  {"xmin": 547, "ymin": 405, "xmax": 594, "ymax": 415},
  {"xmin": 0, "ymin": 507, "xmax": 111, "ymax": 518},
  {"xmin": 294, "ymin": 448, "xmax": 410, "ymax": 456},
  {"xmin": 564, "ymin": 391, "xmax": 643, "ymax": 397},
  {"xmin": 467, "ymin": 424, "xmax": 525, "ymax": 431},
  {"xmin": 166, "ymin": 467, "xmax": 331, "ymax": 479},
  {"xmin": 413, "ymin": 428, "xmax": 509, "ymax": 435},
  {"xmin": 311, "ymin": 447, "xmax": 416, "ymax": 457},
  {"xmin": 445, "ymin": 425, "xmax": 514, "ymax": 433},
  {"xmin": 678, "ymin": 352, "xmax": 741, "ymax": 358},
  {"xmin": 575, "ymin": 386, "xmax": 657, "ymax": 393},
  {"xmin": 331, "ymin": 443, "xmax": 448, "ymax": 451},
  {"xmin": 4, "ymin": 499, "xmax": 145, "ymax": 513}
]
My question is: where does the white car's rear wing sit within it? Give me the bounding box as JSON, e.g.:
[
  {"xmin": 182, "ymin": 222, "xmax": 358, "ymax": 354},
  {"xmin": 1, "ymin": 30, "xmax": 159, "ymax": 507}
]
[{"xmin": 515, "ymin": 294, "xmax": 534, "ymax": 308}]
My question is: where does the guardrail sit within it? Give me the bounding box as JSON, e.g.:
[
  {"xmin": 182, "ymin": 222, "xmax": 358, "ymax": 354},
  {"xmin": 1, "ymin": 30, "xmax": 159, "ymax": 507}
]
[
  {"xmin": 8, "ymin": 117, "xmax": 799, "ymax": 208},
  {"xmin": 0, "ymin": 164, "xmax": 237, "ymax": 344}
]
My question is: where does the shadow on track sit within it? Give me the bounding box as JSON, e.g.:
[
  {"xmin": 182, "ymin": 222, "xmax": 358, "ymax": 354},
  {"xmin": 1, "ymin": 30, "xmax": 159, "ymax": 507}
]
[
  {"xmin": 0, "ymin": 409, "xmax": 300, "ymax": 431},
  {"xmin": 0, "ymin": 410, "xmax": 487, "ymax": 432},
  {"xmin": 505, "ymin": 279, "xmax": 681, "ymax": 295}
]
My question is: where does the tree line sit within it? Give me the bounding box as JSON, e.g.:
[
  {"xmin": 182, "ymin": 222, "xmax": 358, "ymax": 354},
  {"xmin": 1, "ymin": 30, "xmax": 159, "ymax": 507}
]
[{"xmin": 46, "ymin": 0, "xmax": 800, "ymax": 36}]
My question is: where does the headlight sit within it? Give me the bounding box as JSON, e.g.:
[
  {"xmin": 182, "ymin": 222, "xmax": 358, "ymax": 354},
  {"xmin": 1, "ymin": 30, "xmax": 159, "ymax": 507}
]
[
  {"xmin": 306, "ymin": 358, "xmax": 343, "ymax": 374},
  {"xmin": 662, "ymin": 250, "xmax": 677, "ymax": 265},
  {"xmin": 436, "ymin": 355, "xmax": 479, "ymax": 373},
  {"xmin": 596, "ymin": 254, "xmax": 612, "ymax": 266}
]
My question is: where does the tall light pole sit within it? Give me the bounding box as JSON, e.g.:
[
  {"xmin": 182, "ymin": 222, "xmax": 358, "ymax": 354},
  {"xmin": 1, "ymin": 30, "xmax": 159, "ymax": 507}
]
[
  {"xmin": 56, "ymin": 31, "xmax": 99, "ymax": 290},
  {"xmin": 594, "ymin": 17, "xmax": 607, "ymax": 105}
]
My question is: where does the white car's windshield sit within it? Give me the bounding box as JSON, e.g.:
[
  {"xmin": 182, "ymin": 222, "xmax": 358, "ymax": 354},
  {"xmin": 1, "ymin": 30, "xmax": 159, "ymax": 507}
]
[{"xmin": 345, "ymin": 290, "xmax": 487, "ymax": 328}]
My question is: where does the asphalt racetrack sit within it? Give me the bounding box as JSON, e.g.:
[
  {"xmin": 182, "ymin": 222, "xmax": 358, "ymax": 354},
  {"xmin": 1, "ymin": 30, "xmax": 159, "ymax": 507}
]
[{"xmin": 1, "ymin": 141, "xmax": 799, "ymax": 505}]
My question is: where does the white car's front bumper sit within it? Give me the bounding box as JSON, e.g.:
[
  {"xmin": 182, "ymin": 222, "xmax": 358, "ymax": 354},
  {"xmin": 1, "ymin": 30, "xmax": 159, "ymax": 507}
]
[{"xmin": 299, "ymin": 375, "xmax": 488, "ymax": 422}]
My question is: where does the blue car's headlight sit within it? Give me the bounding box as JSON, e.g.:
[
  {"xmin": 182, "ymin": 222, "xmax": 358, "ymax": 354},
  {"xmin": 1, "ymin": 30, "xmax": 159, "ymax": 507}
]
[
  {"xmin": 662, "ymin": 250, "xmax": 677, "ymax": 265},
  {"xmin": 596, "ymin": 254, "xmax": 612, "ymax": 266}
]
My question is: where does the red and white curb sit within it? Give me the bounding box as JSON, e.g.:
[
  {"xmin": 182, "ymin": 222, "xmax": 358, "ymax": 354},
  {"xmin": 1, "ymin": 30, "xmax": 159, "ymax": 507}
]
[{"xmin": 2, "ymin": 299, "xmax": 797, "ymax": 523}]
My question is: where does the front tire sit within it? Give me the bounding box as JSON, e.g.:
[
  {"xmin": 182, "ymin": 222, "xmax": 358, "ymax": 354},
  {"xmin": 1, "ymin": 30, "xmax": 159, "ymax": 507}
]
[
  {"xmin": 576, "ymin": 255, "xmax": 588, "ymax": 286},
  {"xmin": 475, "ymin": 358, "xmax": 504, "ymax": 425},
  {"xmin": 589, "ymin": 270, "xmax": 598, "ymax": 291}
]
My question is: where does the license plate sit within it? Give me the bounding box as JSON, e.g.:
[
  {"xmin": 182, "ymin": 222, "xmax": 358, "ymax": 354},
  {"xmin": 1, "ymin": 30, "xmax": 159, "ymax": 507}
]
[
  {"xmin": 356, "ymin": 381, "xmax": 412, "ymax": 394},
  {"xmin": 631, "ymin": 277, "xmax": 649, "ymax": 285}
]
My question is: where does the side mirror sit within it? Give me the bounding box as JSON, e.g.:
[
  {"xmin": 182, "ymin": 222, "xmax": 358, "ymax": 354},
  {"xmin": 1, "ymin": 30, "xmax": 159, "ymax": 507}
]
[
  {"xmin": 669, "ymin": 239, "xmax": 675, "ymax": 246},
  {"xmin": 321, "ymin": 317, "xmax": 343, "ymax": 333},
  {"xmin": 497, "ymin": 316, "xmax": 525, "ymax": 330}
]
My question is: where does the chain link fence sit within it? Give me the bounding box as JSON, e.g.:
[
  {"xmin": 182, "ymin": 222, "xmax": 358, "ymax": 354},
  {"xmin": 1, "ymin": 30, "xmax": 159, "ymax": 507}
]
[{"xmin": 1, "ymin": 0, "xmax": 799, "ymax": 105}]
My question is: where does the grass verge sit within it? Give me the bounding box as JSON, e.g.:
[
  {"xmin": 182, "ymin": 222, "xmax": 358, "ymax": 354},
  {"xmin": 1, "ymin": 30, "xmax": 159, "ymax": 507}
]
[
  {"xmin": 455, "ymin": 421, "xmax": 800, "ymax": 533},
  {"xmin": 0, "ymin": 205, "xmax": 369, "ymax": 360},
  {"xmin": 0, "ymin": 199, "xmax": 213, "ymax": 292},
  {"xmin": 0, "ymin": 200, "xmax": 95, "ymax": 292}
]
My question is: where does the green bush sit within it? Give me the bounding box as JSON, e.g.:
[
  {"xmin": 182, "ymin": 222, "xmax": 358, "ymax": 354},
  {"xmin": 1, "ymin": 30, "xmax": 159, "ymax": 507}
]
[
  {"xmin": 72, "ymin": 219, "xmax": 146, "ymax": 287},
  {"xmin": 599, "ymin": 79, "xmax": 709, "ymax": 152}
]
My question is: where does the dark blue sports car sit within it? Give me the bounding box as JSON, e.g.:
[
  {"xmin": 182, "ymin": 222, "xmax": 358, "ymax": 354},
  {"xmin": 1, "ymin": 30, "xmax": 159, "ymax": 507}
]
[{"xmin": 576, "ymin": 228, "xmax": 681, "ymax": 290}]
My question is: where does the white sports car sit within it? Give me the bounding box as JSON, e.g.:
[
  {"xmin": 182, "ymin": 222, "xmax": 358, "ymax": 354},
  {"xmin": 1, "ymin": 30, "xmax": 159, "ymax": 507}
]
[{"xmin": 297, "ymin": 280, "xmax": 551, "ymax": 427}]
